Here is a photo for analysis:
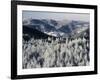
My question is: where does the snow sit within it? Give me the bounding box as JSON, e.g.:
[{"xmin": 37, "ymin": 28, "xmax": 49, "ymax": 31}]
[
  {"xmin": 76, "ymin": 27, "xmax": 88, "ymax": 33},
  {"xmin": 22, "ymin": 35, "xmax": 90, "ymax": 68}
]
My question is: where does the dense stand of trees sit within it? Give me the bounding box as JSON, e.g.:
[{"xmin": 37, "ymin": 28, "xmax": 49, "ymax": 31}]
[{"xmin": 22, "ymin": 33, "xmax": 90, "ymax": 69}]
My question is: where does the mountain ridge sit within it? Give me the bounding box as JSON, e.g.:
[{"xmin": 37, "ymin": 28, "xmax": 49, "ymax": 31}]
[{"xmin": 23, "ymin": 19, "xmax": 89, "ymax": 38}]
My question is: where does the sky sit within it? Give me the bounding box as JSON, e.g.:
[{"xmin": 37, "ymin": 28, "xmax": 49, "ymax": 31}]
[{"xmin": 22, "ymin": 10, "xmax": 90, "ymax": 22}]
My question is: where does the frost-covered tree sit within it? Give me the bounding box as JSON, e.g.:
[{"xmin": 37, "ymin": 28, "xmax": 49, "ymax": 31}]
[{"xmin": 22, "ymin": 32, "xmax": 90, "ymax": 69}]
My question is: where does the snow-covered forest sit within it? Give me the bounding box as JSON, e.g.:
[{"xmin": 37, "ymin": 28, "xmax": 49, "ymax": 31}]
[{"xmin": 22, "ymin": 34, "xmax": 90, "ymax": 69}]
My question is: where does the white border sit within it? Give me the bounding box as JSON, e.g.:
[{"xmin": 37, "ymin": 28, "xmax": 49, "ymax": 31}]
[{"xmin": 17, "ymin": 5, "xmax": 94, "ymax": 75}]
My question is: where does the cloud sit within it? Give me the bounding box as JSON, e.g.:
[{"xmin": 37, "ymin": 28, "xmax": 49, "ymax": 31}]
[{"xmin": 22, "ymin": 10, "xmax": 90, "ymax": 22}]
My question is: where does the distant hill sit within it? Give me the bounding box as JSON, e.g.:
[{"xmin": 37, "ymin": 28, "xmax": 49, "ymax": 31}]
[
  {"xmin": 23, "ymin": 19, "xmax": 89, "ymax": 38},
  {"xmin": 23, "ymin": 25, "xmax": 56, "ymax": 41}
]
